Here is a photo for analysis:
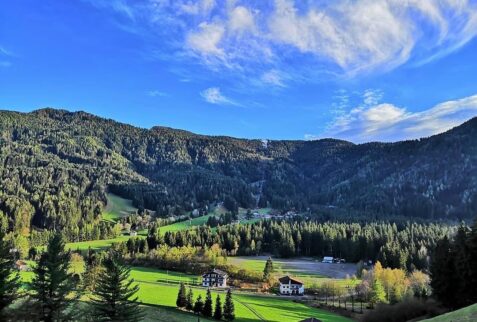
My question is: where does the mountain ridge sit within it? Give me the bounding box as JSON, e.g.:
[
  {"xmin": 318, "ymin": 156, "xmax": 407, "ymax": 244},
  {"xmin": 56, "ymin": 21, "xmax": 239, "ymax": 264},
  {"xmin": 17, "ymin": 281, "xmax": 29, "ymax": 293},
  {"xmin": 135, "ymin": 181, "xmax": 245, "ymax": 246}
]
[{"xmin": 0, "ymin": 107, "xmax": 476, "ymax": 234}]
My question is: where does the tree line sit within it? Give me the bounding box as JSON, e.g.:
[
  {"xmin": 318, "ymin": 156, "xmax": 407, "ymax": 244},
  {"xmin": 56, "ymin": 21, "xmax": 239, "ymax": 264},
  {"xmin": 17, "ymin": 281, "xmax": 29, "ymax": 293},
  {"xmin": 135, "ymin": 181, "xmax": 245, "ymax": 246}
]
[
  {"xmin": 176, "ymin": 284, "xmax": 235, "ymax": 321},
  {"xmin": 155, "ymin": 219, "xmax": 453, "ymax": 270}
]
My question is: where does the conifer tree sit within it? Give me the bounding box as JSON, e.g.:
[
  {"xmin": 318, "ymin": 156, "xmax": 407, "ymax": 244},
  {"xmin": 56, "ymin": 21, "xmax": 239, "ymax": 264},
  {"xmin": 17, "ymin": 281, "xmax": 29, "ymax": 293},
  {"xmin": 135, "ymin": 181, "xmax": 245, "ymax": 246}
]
[
  {"xmin": 91, "ymin": 251, "xmax": 143, "ymax": 322},
  {"xmin": 263, "ymin": 256, "xmax": 274, "ymax": 281},
  {"xmin": 0, "ymin": 232, "xmax": 21, "ymax": 316},
  {"xmin": 203, "ymin": 288, "xmax": 213, "ymax": 317},
  {"xmin": 193, "ymin": 295, "xmax": 204, "ymax": 314},
  {"xmin": 223, "ymin": 289, "xmax": 235, "ymax": 321},
  {"xmin": 186, "ymin": 287, "xmax": 194, "ymax": 311},
  {"xmin": 176, "ymin": 282, "xmax": 187, "ymax": 308},
  {"xmin": 30, "ymin": 233, "xmax": 79, "ymax": 321},
  {"xmin": 213, "ymin": 294, "xmax": 222, "ymax": 320}
]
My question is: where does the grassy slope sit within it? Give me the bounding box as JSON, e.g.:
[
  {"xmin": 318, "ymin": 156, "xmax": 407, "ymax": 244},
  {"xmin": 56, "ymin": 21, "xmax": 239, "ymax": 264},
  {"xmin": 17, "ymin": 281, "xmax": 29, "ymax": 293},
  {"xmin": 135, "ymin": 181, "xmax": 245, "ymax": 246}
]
[
  {"xmin": 102, "ymin": 193, "xmax": 138, "ymax": 222},
  {"xmin": 422, "ymin": 303, "xmax": 477, "ymax": 322}
]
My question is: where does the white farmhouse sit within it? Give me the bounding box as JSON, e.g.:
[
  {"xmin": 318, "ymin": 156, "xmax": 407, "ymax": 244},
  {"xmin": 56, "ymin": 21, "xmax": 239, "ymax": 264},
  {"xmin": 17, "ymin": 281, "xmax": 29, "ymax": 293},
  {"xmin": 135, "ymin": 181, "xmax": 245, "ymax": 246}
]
[
  {"xmin": 202, "ymin": 269, "xmax": 228, "ymax": 288},
  {"xmin": 279, "ymin": 276, "xmax": 305, "ymax": 295}
]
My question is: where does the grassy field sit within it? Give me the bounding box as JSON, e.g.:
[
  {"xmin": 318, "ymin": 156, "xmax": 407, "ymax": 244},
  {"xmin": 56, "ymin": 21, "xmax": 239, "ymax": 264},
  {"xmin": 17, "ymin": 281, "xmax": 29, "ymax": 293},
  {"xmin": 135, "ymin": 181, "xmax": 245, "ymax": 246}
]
[
  {"xmin": 423, "ymin": 303, "xmax": 477, "ymax": 322},
  {"xmin": 130, "ymin": 266, "xmax": 353, "ymax": 322},
  {"xmin": 159, "ymin": 214, "xmax": 214, "ymax": 234},
  {"xmin": 102, "ymin": 193, "xmax": 138, "ymax": 222},
  {"xmin": 65, "ymin": 235, "xmax": 142, "ymax": 251},
  {"xmin": 19, "ymin": 262, "xmax": 352, "ymax": 322}
]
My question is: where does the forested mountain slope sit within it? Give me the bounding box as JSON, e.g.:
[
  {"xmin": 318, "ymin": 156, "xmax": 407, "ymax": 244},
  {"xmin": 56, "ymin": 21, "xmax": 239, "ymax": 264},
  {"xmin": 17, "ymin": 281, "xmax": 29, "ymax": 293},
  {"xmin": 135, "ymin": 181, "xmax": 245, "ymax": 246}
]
[{"xmin": 0, "ymin": 108, "xmax": 476, "ymax": 233}]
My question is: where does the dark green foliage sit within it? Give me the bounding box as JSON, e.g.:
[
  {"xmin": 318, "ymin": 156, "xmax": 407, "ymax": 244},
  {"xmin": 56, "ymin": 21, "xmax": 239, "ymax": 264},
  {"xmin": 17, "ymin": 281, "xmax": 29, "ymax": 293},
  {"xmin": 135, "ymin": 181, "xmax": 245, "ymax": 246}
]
[
  {"xmin": 30, "ymin": 234, "xmax": 79, "ymax": 321},
  {"xmin": 161, "ymin": 219, "xmax": 451, "ymax": 269},
  {"xmin": 0, "ymin": 232, "xmax": 20, "ymax": 315},
  {"xmin": 431, "ymin": 218, "xmax": 477, "ymax": 309},
  {"xmin": 176, "ymin": 282, "xmax": 187, "ymax": 308},
  {"xmin": 193, "ymin": 295, "xmax": 204, "ymax": 314},
  {"xmin": 202, "ymin": 288, "xmax": 213, "ymax": 317},
  {"xmin": 263, "ymin": 256, "xmax": 274, "ymax": 281},
  {"xmin": 223, "ymin": 289, "xmax": 235, "ymax": 321},
  {"xmin": 90, "ymin": 251, "xmax": 142, "ymax": 322},
  {"xmin": 214, "ymin": 294, "xmax": 222, "ymax": 320},
  {"xmin": 362, "ymin": 299, "xmax": 444, "ymax": 322},
  {"xmin": 1, "ymin": 108, "xmax": 477, "ymax": 240},
  {"xmin": 185, "ymin": 287, "xmax": 194, "ymax": 311}
]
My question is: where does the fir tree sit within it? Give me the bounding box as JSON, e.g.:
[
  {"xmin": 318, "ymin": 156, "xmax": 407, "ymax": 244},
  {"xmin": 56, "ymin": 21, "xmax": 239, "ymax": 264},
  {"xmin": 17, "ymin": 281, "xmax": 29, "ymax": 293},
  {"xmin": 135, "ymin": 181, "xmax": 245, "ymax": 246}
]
[
  {"xmin": 223, "ymin": 289, "xmax": 235, "ymax": 321},
  {"xmin": 91, "ymin": 251, "xmax": 143, "ymax": 322},
  {"xmin": 0, "ymin": 232, "xmax": 21, "ymax": 316},
  {"xmin": 176, "ymin": 282, "xmax": 187, "ymax": 308},
  {"xmin": 213, "ymin": 294, "xmax": 222, "ymax": 320},
  {"xmin": 263, "ymin": 256, "xmax": 274, "ymax": 281},
  {"xmin": 186, "ymin": 287, "xmax": 194, "ymax": 311},
  {"xmin": 203, "ymin": 288, "xmax": 213, "ymax": 317},
  {"xmin": 30, "ymin": 234, "xmax": 79, "ymax": 322},
  {"xmin": 193, "ymin": 295, "xmax": 204, "ymax": 314}
]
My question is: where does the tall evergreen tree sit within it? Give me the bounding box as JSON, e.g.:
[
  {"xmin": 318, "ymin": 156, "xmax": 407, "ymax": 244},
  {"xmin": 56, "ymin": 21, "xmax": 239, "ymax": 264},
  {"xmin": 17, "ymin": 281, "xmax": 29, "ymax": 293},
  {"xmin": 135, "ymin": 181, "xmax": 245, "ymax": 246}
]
[
  {"xmin": 430, "ymin": 236, "xmax": 460, "ymax": 308},
  {"xmin": 186, "ymin": 287, "xmax": 194, "ymax": 311},
  {"xmin": 223, "ymin": 289, "xmax": 235, "ymax": 321},
  {"xmin": 176, "ymin": 282, "xmax": 187, "ymax": 308},
  {"xmin": 465, "ymin": 219, "xmax": 477, "ymax": 304},
  {"xmin": 30, "ymin": 234, "xmax": 79, "ymax": 322},
  {"xmin": 0, "ymin": 232, "xmax": 21, "ymax": 316},
  {"xmin": 193, "ymin": 295, "xmax": 204, "ymax": 315},
  {"xmin": 90, "ymin": 252, "xmax": 143, "ymax": 322},
  {"xmin": 202, "ymin": 288, "xmax": 213, "ymax": 317},
  {"xmin": 263, "ymin": 256, "xmax": 274, "ymax": 281},
  {"xmin": 213, "ymin": 294, "xmax": 222, "ymax": 320}
]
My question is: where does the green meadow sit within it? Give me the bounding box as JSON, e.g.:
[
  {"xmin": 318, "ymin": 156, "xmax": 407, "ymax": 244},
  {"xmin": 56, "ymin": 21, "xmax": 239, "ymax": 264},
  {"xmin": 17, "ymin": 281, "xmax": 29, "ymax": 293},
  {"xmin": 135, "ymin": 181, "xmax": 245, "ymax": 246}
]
[
  {"xmin": 129, "ymin": 267, "xmax": 353, "ymax": 322},
  {"xmin": 102, "ymin": 193, "xmax": 138, "ymax": 222}
]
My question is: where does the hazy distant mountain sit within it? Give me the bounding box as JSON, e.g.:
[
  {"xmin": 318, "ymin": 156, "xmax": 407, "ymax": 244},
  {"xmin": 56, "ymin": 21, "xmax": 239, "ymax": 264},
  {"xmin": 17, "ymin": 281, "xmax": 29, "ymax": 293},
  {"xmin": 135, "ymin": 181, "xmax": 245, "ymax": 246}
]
[{"xmin": 0, "ymin": 108, "xmax": 476, "ymax": 232}]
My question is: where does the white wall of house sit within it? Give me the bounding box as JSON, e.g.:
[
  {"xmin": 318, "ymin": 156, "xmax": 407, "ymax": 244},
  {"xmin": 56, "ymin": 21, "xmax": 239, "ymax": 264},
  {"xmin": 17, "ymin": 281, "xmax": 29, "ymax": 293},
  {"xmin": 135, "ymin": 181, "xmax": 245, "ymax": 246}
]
[{"xmin": 279, "ymin": 282, "xmax": 304, "ymax": 295}]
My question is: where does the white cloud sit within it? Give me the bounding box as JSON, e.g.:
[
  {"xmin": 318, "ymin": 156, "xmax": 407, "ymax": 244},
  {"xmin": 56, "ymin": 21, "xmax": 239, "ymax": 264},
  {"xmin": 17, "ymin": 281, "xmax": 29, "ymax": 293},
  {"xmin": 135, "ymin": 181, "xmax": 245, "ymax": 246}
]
[
  {"xmin": 148, "ymin": 90, "xmax": 167, "ymax": 97},
  {"xmin": 260, "ymin": 69, "xmax": 286, "ymax": 87},
  {"xmin": 318, "ymin": 94, "xmax": 477, "ymax": 143},
  {"xmin": 200, "ymin": 87, "xmax": 237, "ymax": 105},
  {"xmin": 87, "ymin": 0, "xmax": 477, "ymax": 81},
  {"xmin": 228, "ymin": 6, "xmax": 256, "ymax": 34},
  {"xmin": 363, "ymin": 89, "xmax": 384, "ymax": 106},
  {"xmin": 186, "ymin": 22, "xmax": 225, "ymax": 58}
]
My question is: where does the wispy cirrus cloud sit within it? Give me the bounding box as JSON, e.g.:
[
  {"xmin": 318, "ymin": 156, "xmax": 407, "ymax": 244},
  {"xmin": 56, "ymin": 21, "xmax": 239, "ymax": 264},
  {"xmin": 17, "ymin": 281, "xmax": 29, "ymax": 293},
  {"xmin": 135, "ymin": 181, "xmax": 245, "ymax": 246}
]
[
  {"xmin": 314, "ymin": 94, "xmax": 477, "ymax": 143},
  {"xmin": 200, "ymin": 87, "xmax": 239, "ymax": 106},
  {"xmin": 82, "ymin": 0, "xmax": 477, "ymax": 84}
]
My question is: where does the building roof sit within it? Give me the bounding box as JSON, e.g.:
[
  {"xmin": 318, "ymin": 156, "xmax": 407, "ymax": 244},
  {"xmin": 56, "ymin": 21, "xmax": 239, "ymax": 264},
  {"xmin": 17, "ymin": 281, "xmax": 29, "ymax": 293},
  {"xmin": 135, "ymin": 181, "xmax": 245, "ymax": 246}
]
[
  {"xmin": 279, "ymin": 275, "xmax": 303, "ymax": 285},
  {"xmin": 299, "ymin": 318, "xmax": 322, "ymax": 322},
  {"xmin": 202, "ymin": 268, "xmax": 228, "ymax": 277}
]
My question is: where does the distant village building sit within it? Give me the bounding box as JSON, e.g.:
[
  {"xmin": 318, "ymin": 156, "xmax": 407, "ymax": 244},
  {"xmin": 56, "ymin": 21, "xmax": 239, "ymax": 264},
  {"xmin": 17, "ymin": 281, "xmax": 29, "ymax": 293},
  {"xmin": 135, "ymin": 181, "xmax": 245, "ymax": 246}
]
[
  {"xmin": 279, "ymin": 276, "xmax": 305, "ymax": 295},
  {"xmin": 129, "ymin": 230, "xmax": 138, "ymax": 237},
  {"xmin": 15, "ymin": 260, "xmax": 29, "ymax": 271},
  {"xmin": 322, "ymin": 256, "xmax": 334, "ymax": 263},
  {"xmin": 202, "ymin": 269, "xmax": 228, "ymax": 288}
]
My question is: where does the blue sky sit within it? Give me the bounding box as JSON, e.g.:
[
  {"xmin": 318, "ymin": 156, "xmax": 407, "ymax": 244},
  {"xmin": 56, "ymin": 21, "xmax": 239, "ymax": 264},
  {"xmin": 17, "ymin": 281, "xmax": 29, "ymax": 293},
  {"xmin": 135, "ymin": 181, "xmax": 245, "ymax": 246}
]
[{"xmin": 1, "ymin": 0, "xmax": 477, "ymax": 142}]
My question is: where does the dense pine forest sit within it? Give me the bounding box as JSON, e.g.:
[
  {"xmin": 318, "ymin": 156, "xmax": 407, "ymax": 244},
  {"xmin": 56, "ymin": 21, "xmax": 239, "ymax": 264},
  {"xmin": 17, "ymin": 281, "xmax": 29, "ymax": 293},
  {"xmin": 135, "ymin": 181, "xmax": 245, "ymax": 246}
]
[{"xmin": 0, "ymin": 108, "xmax": 476, "ymax": 237}]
